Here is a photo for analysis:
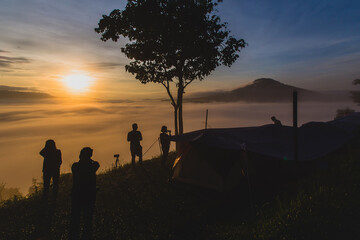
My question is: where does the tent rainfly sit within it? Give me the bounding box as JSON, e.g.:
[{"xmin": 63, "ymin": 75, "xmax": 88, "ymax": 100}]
[{"xmin": 170, "ymin": 113, "xmax": 360, "ymax": 192}]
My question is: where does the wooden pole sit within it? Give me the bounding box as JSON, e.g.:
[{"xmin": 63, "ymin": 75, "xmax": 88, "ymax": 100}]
[
  {"xmin": 293, "ymin": 91, "xmax": 298, "ymax": 161},
  {"xmin": 205, "ymin": 109, "xmax": 208, "ymax": 129}
]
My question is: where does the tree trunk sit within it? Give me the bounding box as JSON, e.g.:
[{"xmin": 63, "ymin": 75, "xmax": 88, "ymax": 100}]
[
  {"xmin": 174, "ymin": 105, "xmax": 178, "ymax": 135},
  {"xmin": 161, "ymin": 81, "xmax": 178, "ymax": 135},
  {"xmin": 178, "ymin": 86, "xmax": 184, "ymax": 134}
]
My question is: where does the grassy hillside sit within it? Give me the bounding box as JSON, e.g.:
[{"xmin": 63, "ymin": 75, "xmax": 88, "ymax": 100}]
[
  {"xmin": 1, "ymin": 145, "xmax": 360, "ymax": 240},
  {"xmin": 211, "ymin": 146, "xmax": 360, "ymax": 240}
]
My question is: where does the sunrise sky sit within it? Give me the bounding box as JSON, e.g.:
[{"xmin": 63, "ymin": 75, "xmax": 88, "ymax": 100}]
[
  {"xmin": 1, "ymin": 0, "xmax": 359, "ymax": 194},
  {"xmin": 1, "ymin": 0, "xmax": 359, "ymax": 99}
]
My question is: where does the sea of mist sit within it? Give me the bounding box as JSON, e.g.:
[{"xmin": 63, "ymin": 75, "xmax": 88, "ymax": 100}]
[{"xmin": 0, "ymin": 99, "xmax": 358, "ymax": 194}]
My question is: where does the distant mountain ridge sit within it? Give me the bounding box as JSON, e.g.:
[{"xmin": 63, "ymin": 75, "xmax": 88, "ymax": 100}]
[{"xmin": 187, "ymin": 78, "xmax": 351, "ymax": 103}]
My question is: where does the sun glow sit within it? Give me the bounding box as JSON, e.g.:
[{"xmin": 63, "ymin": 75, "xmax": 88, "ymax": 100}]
[{"xmin": 60, "ymin": 73, "xmax": 95, "ymax": 93}]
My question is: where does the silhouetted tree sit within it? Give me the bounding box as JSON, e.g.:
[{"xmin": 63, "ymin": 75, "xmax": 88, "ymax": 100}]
[
  {"xmin": 95, "ymin": 0, "xmax": 247, "ymax": 134},
  {"xmin": 351, "ymin": 78, "xmax": 360, "ymax": 105},
  {"xmin": 335, "ymin": 79, "xmax": 359, "ymax": 119},
  {"xmin": 353, "ymin": 79, "xmax": 360, "ymax": 85},
  {"xmin": 0, "ymin": 183, "xmax": 4, "ymax": 202},
  {"xmin": 27, "ymin": 178, "xmax": 41, "ymax": 196},
  {"xmin": 0, "ymin": 183, "xmax": 22, "ymax": 202},
  {"xmin": 334, "ymin": 107, "xmax": 355, "ymax": 120}
]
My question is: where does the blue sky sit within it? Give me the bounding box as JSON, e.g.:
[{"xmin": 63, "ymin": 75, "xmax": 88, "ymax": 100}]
[
  {"xmin": 0, "ymin": 0, "xmax": 359, "ymax": 98},
  {"xmin": 214, "ymin": 0, "xmax": 360, "ymax": 90}
]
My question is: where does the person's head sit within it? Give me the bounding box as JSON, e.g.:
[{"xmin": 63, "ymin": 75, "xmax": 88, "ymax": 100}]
[
  {"xmin": 79, "ymin": 147, "xmax": 93, "ymax": 160},
  {"xmin": 45, "ymin": 139, "xmax": 56, "ymax": 150},
  {"xmin": 132, "ymin": 123, "xmax": 138, "ymax": 130},
  {"xmin": 161, "ymin": 125, "xmax": 167, "ymax": 133},
  {"xmin": 271, "ymin": 116, "xmax": 276, "ymax": 121}
]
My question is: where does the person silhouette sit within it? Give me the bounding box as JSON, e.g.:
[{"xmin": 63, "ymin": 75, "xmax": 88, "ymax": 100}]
[
  {"xmin": 39, "ymin": 139, "xmax": 62, "ymax": 198},
  {"xmin": 160, "ymin": 126, "xmax": 171, "ymax": 167},
  {"xmin": 127, "ymin": 123, "xmax": 143, "ymax": 165},
  {"xmin": 69, "ymin": 147, "xmax": 100, "ymax": 240},
  {"xmin": 271, "ymin": 116, "xmax": 282, "ymax": 126},
  {"xmin": 114, "ymin": 154, "xmax": 120, "ymax": 168}
]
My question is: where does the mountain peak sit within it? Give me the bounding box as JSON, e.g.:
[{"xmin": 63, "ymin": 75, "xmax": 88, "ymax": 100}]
[
  {"xmin": 187, "ymin": 78, "xmax": 350, "ymax": 103},
  {"xmin": 252, "ymin": 78, "xmax": 283, "ymax": 85}
]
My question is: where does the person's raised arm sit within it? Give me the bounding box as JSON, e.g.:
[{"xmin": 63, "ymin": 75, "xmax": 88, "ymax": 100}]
[
  {"xmin": 39, "ymin": 148, "xmax": 46, "ymax": 157},
  {"xmin": 92, "ymin": 161, "xmax": 100, "ymax": 173}
]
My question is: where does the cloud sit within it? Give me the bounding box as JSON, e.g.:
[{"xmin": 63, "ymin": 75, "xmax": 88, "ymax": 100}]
[
  {"xmin": 0, "ymin": 85, "xmax": 34, "ymax": 91},
  {"xmin": 0, "ymin": 69, "xmax": 13, "ymax": 73},
  {"xmin": 100, "ymin": 99, "xmax": 133, "ymax": 104},
  {"xmin": 0, "ymin": 90, "xmax": 51, "ymax": 100},
  {"xmin": 0, "ymin": 105, "xmax": 111, "ymax": 123},
  {"xmin": 11, "ymin": 39, "xmax": 40, "ymax": 50},
  {"xmin": 0, "ymin": 55, "xmax": 31, "ymax": 68},
  {"xmin": 88, "ymin": 62, "xmax": 125, "ymax": 69},
  {"xmin": 0, "ymin": 110, "xmax": 34, "ymax": 122}
]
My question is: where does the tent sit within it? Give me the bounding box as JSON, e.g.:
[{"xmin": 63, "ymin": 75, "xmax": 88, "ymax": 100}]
[{"xmin": 170, "ymin": 113, "xmax": 360, "ymax": 192}]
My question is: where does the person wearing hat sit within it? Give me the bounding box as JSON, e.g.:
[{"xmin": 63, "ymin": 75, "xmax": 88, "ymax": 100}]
[{"xmin": 160, "ymin": 126, "xmax": 171, "ymax": 167}]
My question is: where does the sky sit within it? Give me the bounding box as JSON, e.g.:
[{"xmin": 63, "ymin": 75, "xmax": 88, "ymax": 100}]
[
  {"xmin": 0, "ymin": 0, "xmax": 359, "ymax": 99},
  {"xmin": 0, "ymin": 0, "xmax": 359, "ymax": 193}
]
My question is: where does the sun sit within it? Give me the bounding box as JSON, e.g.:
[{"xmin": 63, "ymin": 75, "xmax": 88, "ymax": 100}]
[{"xmin": 60, "ymin": 73, "xmax": 95, "ymax": 93}]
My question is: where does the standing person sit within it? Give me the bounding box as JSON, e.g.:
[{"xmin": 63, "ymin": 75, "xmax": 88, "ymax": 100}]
[
  {"xmin": 127, "ymin": 123, "xmax": 143, "ymax": 165},
  {"xmin": 40, "ymin": 139, "xmax": 62, "ymax": 198},
  {"xmin": 69, "ymin": 147, "xmax": 100, "ymax": 240},
  {"xmin": 160, "ymin": 126, "xmax": 171, "ymax": 167}
]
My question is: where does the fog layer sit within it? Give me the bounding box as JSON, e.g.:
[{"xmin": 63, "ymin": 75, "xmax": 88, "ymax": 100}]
[{"xmin": 0, "ymin": 100, "xmax": 357, "ymax": 193}]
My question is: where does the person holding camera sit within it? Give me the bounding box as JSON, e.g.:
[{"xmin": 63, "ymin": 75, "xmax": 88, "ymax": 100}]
[
  {"xmin": 39, "ymin": 139, "xmax": 62, "ymax": 199},
  {"xmin": 160, "ymin": 126, "xmax": 171, "ymax": 167}
]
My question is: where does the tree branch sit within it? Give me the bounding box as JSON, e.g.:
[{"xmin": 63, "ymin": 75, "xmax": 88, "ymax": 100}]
[
  {"xmin": 161, "ymin": 81, "xmax": 177, "ymax": 107},
  {"xmin": 184, "ymin": 79, "xmax": 195, "ymax": 88}
]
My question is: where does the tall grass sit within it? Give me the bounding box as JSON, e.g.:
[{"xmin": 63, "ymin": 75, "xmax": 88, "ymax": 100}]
[
  {"xmin": 210, "ymin": 144, "xmax": 360, "ymax": 240},
  {"xmin": 1, "ymin": 145, "xmax": 359, "ymax": 240}
]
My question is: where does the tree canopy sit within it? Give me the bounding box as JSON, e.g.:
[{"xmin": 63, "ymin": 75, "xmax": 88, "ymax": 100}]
[
  {"xmin": 351, "ymin": 78, "xmax": 360, "ymax": 106},
  {"xmin": 96, "ymin": 0, "xmax": 247, "ymax": 134}
]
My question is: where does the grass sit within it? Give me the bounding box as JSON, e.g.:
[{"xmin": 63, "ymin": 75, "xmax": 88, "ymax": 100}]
[
  {"xmin": 208, "ymin": 143, "xmax": 360, "ymax": 240},
  {"xmin": 1, "ymin": 143, "xmax": 360, "ymax": 240}
]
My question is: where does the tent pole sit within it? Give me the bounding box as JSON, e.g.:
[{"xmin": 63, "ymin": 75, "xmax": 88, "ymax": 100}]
[
  {"xmin": 205, "ymin": 109, "xmax": 208, "ymax": 129},
  {"xmin": 293, "ymin": 90, "xmax": 298, "ymax": 161}
]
